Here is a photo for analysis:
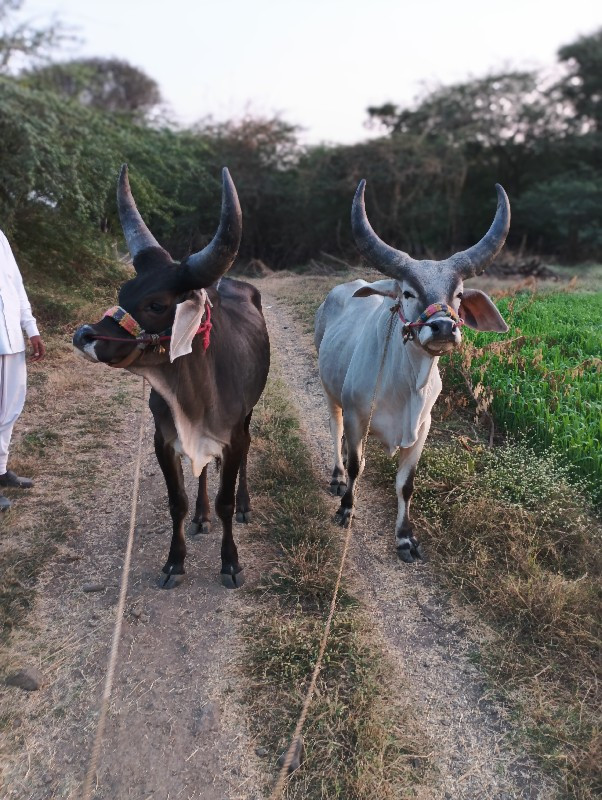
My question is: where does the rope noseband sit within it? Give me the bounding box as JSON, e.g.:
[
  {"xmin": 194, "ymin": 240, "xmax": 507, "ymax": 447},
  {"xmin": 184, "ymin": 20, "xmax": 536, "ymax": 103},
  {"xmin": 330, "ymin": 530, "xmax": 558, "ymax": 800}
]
[
  {"xmin": 90, "ymin": 303, "xmax": 213, "ymax": 368},
  {"xmin": 397, "ymin": 302, "xmax": 464, "ymax": 344}
]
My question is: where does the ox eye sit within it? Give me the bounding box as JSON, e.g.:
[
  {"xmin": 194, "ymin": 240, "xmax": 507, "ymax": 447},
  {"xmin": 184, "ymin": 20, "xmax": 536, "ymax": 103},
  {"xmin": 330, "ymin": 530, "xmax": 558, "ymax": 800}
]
[
  {"xmin": 456, "ymin": 292, "xmax": 463, "ymax": 299},
  {"xmin": 148, "ymin": 302, "xmax": 168, "ymax": 314},
  {"xmin": 402, "ymin": 291, "xmax": 415, "ymax": 299}
]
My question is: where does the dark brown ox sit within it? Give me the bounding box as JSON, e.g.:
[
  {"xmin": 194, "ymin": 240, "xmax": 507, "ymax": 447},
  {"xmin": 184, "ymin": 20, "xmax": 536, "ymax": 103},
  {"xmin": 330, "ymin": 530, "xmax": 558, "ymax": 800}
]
[{"xmin": 73, "ymin": 166, "xmax": 270, "ymax": 588}]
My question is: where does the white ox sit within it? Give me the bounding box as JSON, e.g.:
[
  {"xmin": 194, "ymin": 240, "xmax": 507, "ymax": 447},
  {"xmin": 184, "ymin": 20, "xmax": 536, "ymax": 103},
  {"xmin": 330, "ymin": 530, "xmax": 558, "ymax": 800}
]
[{"xmin": 315, "ymin": 180, "xmax": 510, "ymax": 562}]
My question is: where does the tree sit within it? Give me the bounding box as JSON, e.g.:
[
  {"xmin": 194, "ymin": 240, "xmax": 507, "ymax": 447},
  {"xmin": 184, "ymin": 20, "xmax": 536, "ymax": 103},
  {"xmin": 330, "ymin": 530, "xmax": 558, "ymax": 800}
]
[
  {"xmin": 192, "ymin": 116, "xmax": 302, "ymax": 264},
  {"xmin": 558, "ymin": 27, "xmax": 602, "ymax": 132},
  {"xmin": 20, "ymin": 57, "xmax": 162, "ymax": 117},
  {"xmin": 0, "ymin": 0, "xmax": 69, "ymax": 74},
  {"xmin": 517, "ymin": 171, "xmax": 602, "ymax": 260},
  {"xmin": 367, "ymin": 71, "xmax": 568, "ymax": 148}
]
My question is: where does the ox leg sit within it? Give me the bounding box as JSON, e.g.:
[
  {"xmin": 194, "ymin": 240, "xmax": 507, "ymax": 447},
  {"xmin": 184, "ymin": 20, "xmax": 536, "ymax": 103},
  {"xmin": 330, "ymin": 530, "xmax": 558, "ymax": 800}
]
[
  {"xmin": 216, "ymin": 434, "xmax": 246, "ymax": 588},
  {"xmin": 235, "ymin": 411, "xmax": 253, "ymax": 523},
  {"xmin": 154, "ymin": 430, "xmax": 188, "ymax": 589},
  {"xmin": 188, "ymin": 465, "xmax": 212, "ymax": 536},
  {"xmin": 334, "ymin": 413, "xmax": 365, "ymax": 528},
  {"xmin": 327, "ymin": 400, "xmax": 347, "ymax": 496},
  {"xmin": 395, "ymin": 421, "xmax": 430, "ymax": 564}
]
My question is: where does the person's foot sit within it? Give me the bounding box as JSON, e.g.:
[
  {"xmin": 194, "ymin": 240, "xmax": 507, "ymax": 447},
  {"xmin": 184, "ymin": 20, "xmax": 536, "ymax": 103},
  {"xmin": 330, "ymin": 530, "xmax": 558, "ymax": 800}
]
[
  {"xmin": 0, "ymin": 470, "xmax": 33, "ymax": 489},
  {"xmin": 0, "ymin": 494, "xmax": 11, "ymax": 511}
]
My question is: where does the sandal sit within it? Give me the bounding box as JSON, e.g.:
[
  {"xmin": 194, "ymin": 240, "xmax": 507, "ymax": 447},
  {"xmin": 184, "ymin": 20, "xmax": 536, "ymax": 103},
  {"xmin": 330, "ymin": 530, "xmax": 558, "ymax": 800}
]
[{"xmin": 0, "ymin": 470, "xmax": 33, "ymax": 489}]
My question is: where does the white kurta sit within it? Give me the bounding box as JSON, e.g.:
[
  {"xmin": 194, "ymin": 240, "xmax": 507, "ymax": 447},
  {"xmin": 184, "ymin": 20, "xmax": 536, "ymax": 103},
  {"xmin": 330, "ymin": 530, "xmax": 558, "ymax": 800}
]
[
  {"xmin": 0, "ymin": 229, "xmax": 39, "ymax": 474},
  {"xmin": 0, "ymin": 229, "xmax": 39, "ymax": 354},
  {"xmin": 0, "ymin": 352, "xmax": 26, "ymax": 474}
]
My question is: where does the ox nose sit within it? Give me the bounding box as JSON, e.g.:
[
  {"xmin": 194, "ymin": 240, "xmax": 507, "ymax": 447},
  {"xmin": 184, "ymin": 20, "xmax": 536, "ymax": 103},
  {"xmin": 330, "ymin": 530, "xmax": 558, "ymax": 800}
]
[
  {"xmin": 73, "ymin": 324, "xmax": 96, "ymax": 350},
  {"xmin": 428, "ymin": 318, "xmax": 457, "ymax": 338}
]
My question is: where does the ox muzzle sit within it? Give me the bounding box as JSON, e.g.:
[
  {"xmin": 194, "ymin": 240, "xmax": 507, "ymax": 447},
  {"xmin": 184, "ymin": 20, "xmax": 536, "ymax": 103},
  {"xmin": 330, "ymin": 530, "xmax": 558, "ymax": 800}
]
[{"xmin": 399, "ymin": 302, "xmax": 463, "ymax": 354}]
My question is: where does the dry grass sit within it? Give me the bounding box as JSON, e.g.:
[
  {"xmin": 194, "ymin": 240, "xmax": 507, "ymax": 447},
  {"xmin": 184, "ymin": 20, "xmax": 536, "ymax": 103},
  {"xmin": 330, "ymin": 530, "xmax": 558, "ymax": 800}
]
[
  {"xmin": 268, "ymin": 267, "xmax": 380, "ymax": 334},
  {"xmin": 0, "ymin": 260, "xmax": 132, "ymax": 643},
  {"xmin": 0, "ymin": 336, "xmax": 133, "ymax": 672},
  {"xmin": 369, "ymin": 438, "xmax": 601, "ymax": 799},
  {"xmin": 243, "ymin": 376, "xmax": 428, "ymax": 798}
]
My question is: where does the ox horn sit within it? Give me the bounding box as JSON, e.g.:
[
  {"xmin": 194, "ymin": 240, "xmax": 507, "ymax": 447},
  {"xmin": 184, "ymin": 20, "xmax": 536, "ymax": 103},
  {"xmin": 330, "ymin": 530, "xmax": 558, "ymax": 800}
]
[
  {"xmin": 181, "ymin": 168, "xmax": 242, "ymax": 288},
  {"xmin": 449, "ymin": 184, "xmax": 511, "ymax": 277},
  {"xmin": 351, "ymin": 179, "xmax": 417, "ymax": 280},
  {"xmin": 117, "ymin": 164, "xmax": 171, "ymax": 270}
]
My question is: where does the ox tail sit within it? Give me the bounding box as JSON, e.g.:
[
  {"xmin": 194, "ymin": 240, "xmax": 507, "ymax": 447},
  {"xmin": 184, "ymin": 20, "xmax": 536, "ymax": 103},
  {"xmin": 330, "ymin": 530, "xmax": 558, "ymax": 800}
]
[{"xmin": 314, "ymin": 300, "xmax": 328, "ymax": 353}]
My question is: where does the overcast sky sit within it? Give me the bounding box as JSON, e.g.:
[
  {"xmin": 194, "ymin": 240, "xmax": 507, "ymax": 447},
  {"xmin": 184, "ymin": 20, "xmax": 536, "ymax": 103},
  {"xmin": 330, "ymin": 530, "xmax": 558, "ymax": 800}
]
[{"xmin": 22, "ymin": 0, "xmax": 602, "ymax": 143}]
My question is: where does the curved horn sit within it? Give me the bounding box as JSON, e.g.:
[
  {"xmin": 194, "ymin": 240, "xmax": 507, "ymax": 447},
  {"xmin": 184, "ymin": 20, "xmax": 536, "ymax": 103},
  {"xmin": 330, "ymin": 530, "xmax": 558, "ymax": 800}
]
[
  {"xmin": 351, "ymin": 179, "xmax": 417, "ymax": 280},
  {"xmin": 117, "ymin": 164, "xmax": 170, "ymax": 268},
  {"xmin": 450, "ymin": 184, "xmax": 511, "ymax": 278},
  {"xmin": 182, "ymin": 168, "xmax": 242, "ymax": 288}
]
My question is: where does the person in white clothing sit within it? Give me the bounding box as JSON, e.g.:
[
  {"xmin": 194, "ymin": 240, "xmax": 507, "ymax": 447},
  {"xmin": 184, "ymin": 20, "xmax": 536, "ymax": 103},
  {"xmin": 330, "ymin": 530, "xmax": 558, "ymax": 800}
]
[{"xmin": 0, "ymin": 228, "xmax": 46, "ymax": 512}]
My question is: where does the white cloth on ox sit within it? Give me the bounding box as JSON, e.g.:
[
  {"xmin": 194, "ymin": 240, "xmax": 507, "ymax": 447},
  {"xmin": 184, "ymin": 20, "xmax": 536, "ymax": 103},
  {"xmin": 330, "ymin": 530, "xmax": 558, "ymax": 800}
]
[
  {"xmin": 169, "ymin": 289, "xmax": 209, "ymax": 362},
  {"xmin": 0, "ymin": 351, "xmax": 27, "ymax": 474}
]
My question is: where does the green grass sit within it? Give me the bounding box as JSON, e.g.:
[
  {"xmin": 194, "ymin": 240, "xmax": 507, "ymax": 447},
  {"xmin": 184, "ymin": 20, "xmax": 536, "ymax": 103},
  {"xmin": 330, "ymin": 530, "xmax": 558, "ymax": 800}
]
[
  {"xmin": 446, "ymin": 291, "xmax": 602, "ymax": 506},
  {"xmin": 245, "ymin": 377, "xmax": 427, "ymax": 799}
]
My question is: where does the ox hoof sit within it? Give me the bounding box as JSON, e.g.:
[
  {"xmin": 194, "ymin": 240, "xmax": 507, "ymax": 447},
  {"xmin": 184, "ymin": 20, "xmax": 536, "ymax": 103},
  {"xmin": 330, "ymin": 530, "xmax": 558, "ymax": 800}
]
[
  {"xmin": 396, "ymin": 536, "xmax": 424, "ymax": 564},
  {"xmin": 220, "ymin": 568, "xmax": 245, "ymax": 589},
  {"xmin": 235, "ymin": 510, "xmax": 252, "ymax": 524},
  {"xmin": 159, "ymin": 568, "xmax": 185, "ymax": 590},
  {"xmin": 188, "ymin": 519, "xmax": 211, "ymax": 536},
  {"xmin": 334, "ymin": 507, "xmax": 353, "ymax": 528},
  {"xmin": 410, "ymin": 536, "xmax": 425, "ymax": 560},
  {"xmin": 329, "ymin": 481, "xmax": 347, "ymax": 497},
  {"xmin": 397, "ymin": 544, "xmax": 415, "ymax": 564}
]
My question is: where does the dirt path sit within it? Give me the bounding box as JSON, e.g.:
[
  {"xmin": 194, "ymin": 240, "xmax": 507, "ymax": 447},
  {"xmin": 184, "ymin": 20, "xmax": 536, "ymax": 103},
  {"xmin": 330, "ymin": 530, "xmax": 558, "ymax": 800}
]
[
  {"xmin": 1, "ymin": 360, "xmax": 265, "ymax": 800},
  {"xmin": 260, "ymin": 277, "xmax": 553, "ymax": 800}
]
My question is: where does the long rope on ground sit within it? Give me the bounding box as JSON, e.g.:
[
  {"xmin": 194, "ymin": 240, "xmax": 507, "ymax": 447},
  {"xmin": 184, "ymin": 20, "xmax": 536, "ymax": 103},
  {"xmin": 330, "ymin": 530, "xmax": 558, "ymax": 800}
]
[
  {"xmin": 81, "ymin": 377, "xmax": 148, "ymax": 800},
  {"xmin": 269, "ymin": 307, "xmax": 399, "ymax": 799}
]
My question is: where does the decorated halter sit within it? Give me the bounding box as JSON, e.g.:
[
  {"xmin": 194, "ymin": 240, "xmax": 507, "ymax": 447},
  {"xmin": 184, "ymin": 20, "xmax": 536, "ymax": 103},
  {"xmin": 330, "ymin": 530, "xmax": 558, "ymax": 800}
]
[
  {"xmin": 93, "ymin": 303, "xmax": 212, "ymax": 353},
  {"xmin": 397, "ymin": 302, "xmax": 464, "ymax": 344}
]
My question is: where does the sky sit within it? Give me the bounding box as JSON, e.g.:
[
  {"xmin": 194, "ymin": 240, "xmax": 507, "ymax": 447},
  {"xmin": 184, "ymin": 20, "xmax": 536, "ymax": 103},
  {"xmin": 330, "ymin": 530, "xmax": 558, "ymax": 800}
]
[{"xmin": 21, "ymin": 0, "xmax": 602, "ymax": 144}]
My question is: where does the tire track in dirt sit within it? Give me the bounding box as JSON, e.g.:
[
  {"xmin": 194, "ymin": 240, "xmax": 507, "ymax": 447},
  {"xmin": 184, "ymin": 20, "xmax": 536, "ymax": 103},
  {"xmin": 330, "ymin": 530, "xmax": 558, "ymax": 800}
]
[
  {"xmin": 260, "ymin": 281, "xmax": 553, "ymax": 800},
  {"xmin": 1, "ymin": 364, "xmax": 265, "ymax": 800}
]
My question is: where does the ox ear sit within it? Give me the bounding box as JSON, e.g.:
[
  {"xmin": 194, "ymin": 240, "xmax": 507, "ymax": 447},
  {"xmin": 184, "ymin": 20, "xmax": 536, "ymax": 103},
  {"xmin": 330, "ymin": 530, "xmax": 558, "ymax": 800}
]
[
  {"xmin": 459, "ymin": 289, "xmax": 508, "ymax": 332},
  {"xmin": 353, "ymin": 279, "xmax": 399, "ymax": 299}
]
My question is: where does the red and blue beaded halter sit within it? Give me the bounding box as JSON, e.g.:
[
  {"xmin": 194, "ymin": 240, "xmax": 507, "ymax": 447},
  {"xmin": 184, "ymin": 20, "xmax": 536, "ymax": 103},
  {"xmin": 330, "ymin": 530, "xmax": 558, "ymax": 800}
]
[
  {"xmin": 103, "ymin": 306, "xmax": 146, "ymax": 338},
  {"xmin": 95, "ymin": 304, "xmax": 212, "ymax": 353},
  {"xmin": 398, "ymin": 302, "xmax": 463, "ymax": 343}
]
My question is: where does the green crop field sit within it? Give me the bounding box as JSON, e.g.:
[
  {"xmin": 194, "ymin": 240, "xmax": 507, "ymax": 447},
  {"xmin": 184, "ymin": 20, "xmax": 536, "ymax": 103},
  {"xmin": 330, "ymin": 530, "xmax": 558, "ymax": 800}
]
[{"xmin": 450, "ymin": 290, "xmax": 602, "ymax": 506}]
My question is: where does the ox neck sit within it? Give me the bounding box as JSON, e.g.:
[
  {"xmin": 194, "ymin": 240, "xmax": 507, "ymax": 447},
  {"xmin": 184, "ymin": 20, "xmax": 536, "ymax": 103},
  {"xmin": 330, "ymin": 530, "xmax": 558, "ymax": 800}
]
[{"xmin": 381, "ymin": 302, "xmax": 439, "ymax": 392}]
